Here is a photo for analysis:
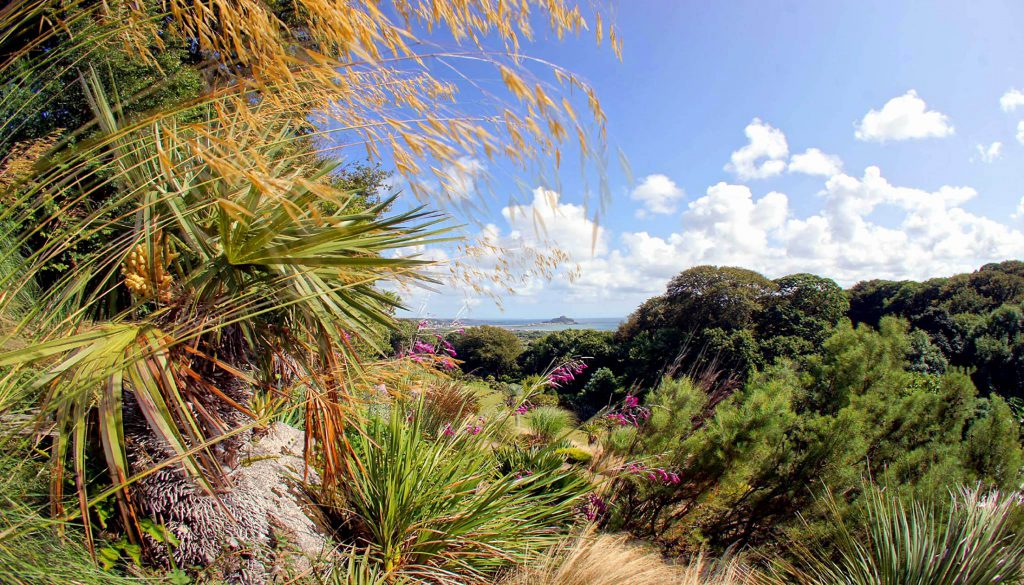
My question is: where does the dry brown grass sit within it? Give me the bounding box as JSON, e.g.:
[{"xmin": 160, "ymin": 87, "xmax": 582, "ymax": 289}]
[{"xmin": 501, "ymin": 531, "xmax": 758, "ymax": 585}]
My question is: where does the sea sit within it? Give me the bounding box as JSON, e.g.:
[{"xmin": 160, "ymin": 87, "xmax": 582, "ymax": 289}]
[{"xmin": 441, "ymin": 317, "xmax": 623, "ymax": 332}]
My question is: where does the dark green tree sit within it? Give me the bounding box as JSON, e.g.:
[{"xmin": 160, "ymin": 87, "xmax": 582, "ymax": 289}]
[
  {"xmin": 576, "ymin": 367, "xmax": 624, "ymax": 414},
  {"xmin": 450, "ymin": 326, "xmax": 523, "ymax": 380}
]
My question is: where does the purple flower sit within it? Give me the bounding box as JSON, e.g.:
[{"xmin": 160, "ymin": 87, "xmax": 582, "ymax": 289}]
[
  {"xmin": 624, "ymin": 395, "xmax": 639, "ymax": 408},
  {"xmin": 412, "ymin": 340, "xmax": 436, "ymax": 354},
  {"xmin": 441, "ymin": 339, "xmax": 457, "ymax": 357},
  {"xmin": 466, "ymin": 418, "xmax": 484, "ymax": 435},
  {"xmin": 547, "ymin": 359, "xmax": 588, "ymax": 387},
  {"xmin": 577, "ymin": 493, "xmax": 607, "ymax": 521},
  {"xmin": 441, "ymin": 423, "xmax": 455, "ymax": 437}
]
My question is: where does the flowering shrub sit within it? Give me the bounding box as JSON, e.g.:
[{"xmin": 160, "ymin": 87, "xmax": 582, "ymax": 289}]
[
  {"xmin": 548, "ymin": 360, "xmax": 588, "ymax": 387},
  {"xmin": 399, "ymin": 322, "xmax": 461, "ymax": 370},
  {"xmin": 622, "ymin": 462, "xmax": 680, "ymax": 486},
  {"xmin": 605, "ymin": 394, "xmax": 651, "ymax": 427}
]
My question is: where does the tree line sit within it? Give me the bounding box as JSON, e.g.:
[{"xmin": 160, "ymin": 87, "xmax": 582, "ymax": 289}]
[{"xmin": 443, "ymin": 261, "xmax": 1024, "ymax": 414}]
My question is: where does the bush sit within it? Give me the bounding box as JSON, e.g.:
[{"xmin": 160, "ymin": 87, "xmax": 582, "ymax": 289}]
[
  {"xmin": 450, "ymin": 326, "xmax": 523, "ymax": 380},
  {"xmin": 418, "ymin": 379, "xmax": 481, "ymax": 435},
  {"xmin": 576, "ymin": 367, "xmax": 623, "ymax": 415},
  {"xmin": 325, "ymin": 400, "xmax": 588, "ymax": 581},
  {"xmin": 528, "ymin": 406, "xmax": 576, "ymax": 443},
  {"xmin": 555, "ymin": 447, "xmax": 593, "ymax": 464},
  {"xmin": 605, "ymin": 426, "xmax": 637, "ymax": 454},
  {"xmin": 532, "ymin": 392, "xmax": 561, "ymax": 408}
]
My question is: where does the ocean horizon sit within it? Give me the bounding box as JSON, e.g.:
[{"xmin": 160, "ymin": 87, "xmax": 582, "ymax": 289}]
[{"xmin": 424, "ymin": 317, "xmax": 623, "ymax": 332}]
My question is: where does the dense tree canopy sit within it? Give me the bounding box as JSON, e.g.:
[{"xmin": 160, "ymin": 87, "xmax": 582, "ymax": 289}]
[
  {"xmin": 449, "ymin": 326, "xmax": 524, "ymax": 380},
  {"xmin": 847, "ymin": 261, "xmax": 1024, "ymax": 398},
  {"xmin": 616, "ymin": 266, "xmax": 849, "ymax": 386}
]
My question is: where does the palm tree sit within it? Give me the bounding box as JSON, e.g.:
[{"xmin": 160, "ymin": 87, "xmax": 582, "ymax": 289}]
[
  {"xmin": 0, "ymin": 0, "xmax": 614, "ymax": 569},
  {"xmin": 0, "ymin": 70, "xmax": 451, "ymax": 556}
]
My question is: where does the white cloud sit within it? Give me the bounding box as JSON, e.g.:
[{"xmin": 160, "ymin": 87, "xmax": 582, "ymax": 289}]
[
  {"xmin": 724, "ymin": 118, "xmax": 789, "ymax": 180},
  {"xmin": 974, "ymin": 142, "xmax": 1003, "ymax": 163},
  {"xmin": 1017, "ymin": 121, "xmax": 1024, "ymax": 145},
  {"xmin": 500, "ymin": 187, "xmax": 608, "ymax": 258},
  {"xmin": 523, "ymin": 169, "xmax": 1023, "ymax": 303},
  {"xmin": 630, "ymin": 174, "xmax": 685, "ymax": 216},
  {"xmin": 788, "ymin": 148, "xmax": 843, "ymax": 176},
  {"xmin": 1001, "ymin": 89, "xmax": 1024, "ymax": 112},
  {"xmin": 393, "ymin": 106, "xmax": 1024, "ymax": 317},
  {"xmin": 436, "ymin": 156, "xmax": 486, "ymax": 201},
  {"xmin": 854, "ymin": 90, "xmax": 954, "ymax": 142},
  {"xmin": 1013, "ymin": 197, "xmax": 1024, "ymax": 221}
]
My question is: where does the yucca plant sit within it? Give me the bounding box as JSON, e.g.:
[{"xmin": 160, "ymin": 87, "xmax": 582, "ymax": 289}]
[
  {"xmin": 769, "ymin": 485, "xmax": 1024, "ymax": 585},
  {"xmin": 326, "ymin": 398, "xmax": 588, "ymax": 583}
]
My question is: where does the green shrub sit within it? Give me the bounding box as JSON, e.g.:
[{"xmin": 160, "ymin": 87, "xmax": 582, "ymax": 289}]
[
  {"xmin": 528, "ymin": 406, "xmax": 576, "ymax": 443},
  {"xmin": 532, "ymin": 393, "xmax": 561, "ymax": 408},
  {"xmin": 555, "ymin": 447, "xmax": 592, "ymax": 464},
  {"xmin": 325, "ymin": 400, "xmax": 587, "ymax": 581},
  {"xmin": 605, "ymin": 426, "xmax": 637, "ymax": 454}
]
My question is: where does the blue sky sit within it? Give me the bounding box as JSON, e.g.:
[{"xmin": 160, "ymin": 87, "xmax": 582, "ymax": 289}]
[{"xmin": 387, "ymin": 1, "xmax": 1024, "ymax": 320}]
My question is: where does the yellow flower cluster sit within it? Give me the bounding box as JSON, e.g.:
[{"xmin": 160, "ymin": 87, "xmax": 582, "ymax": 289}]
[{"xmin": 122, "ymin": 242, "xmax": 178, "ymax": 303}]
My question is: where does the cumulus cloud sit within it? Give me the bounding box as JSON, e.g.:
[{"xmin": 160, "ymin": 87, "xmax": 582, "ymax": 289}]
[
  {"xmin": 974, "ymin": 142, "xmax": 1003, "ymax": 163},
  {"xmin": 854, "ymin": 90, "xmax": 954, "ymax": 142},
  {"xmin": 1001, "ymin": 89, "xmax": 1024, "ymax": 112},
  {"xmin": 530, "ymin": 170, "xmax": 1021, "ymax": 302},
  {"xmin": 399, "ymin": 160, "xmax": 1024, "ymax": 314},
  {"xmin": 500, "ymin": 187, "xmax": 608, "ymax": 258},
  {"xmin": 788, "ymin": 148, "xmax": 843, "ymax": 176},
  {"xmin": 724, "ymin": 118, "xmax": 789, "ymax": 180},
  {"xmin": 630, "ymin": 174, "xmax": 685, "ymax": 216}
]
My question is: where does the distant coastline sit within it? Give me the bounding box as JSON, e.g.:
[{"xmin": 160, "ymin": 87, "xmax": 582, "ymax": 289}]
[{"xmin": 416, "ymin": 317, "xmax": 623, "ymax": 332}]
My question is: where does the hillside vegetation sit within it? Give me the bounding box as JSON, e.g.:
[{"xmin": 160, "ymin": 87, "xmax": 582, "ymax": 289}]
[{"xmin": 2, "ymin": 0, "xmax": 1023, "ymax": 582}]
